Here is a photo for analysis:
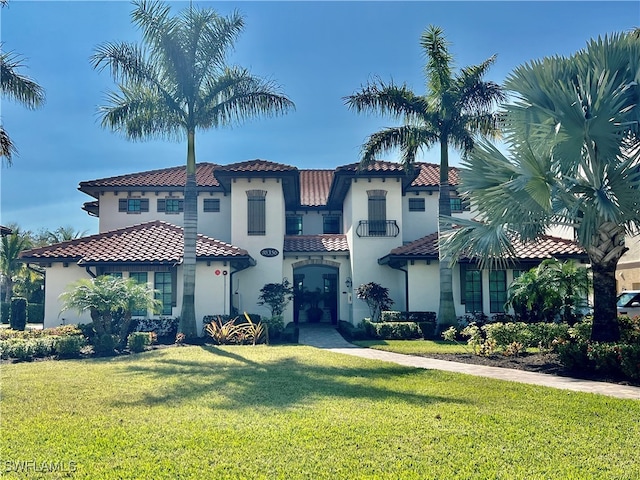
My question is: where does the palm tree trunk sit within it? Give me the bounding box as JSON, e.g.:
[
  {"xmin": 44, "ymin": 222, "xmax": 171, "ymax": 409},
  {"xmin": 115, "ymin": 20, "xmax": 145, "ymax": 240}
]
[
  {"xmin": 588, "ymin": 222, "xmax": 627, "ymax": 342},
  {"xmin": 437, "ymin": 137, "xmax": 457, "ymax": 331},
  {"xmin": 180, "ymin": 129, "xmax": 198, "ymax": 338}
]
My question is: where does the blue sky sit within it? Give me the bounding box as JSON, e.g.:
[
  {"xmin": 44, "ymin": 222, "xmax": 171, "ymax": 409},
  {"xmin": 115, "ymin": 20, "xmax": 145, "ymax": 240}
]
[{"xmin": 1, "ymin": 1, "xmax": 637, "ymax": 235}]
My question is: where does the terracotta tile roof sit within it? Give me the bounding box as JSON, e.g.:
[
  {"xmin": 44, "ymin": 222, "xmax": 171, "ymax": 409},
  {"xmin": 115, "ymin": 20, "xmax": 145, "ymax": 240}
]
[
  {"xmin": 215, "ymin": 159, "xmax": 297, "ymax": 173},
  {"xmin": 336, "ymin": 160, "xmax": 409, "ymax": 173},
  {"xmin": 411, "ymin": 163, "xmax": 461, "ymax": 187},
  {"xmin": 387, "ymin": 232, "xmax": 586, "ymax": 260},
  {"xmin": 283, "ymin": 235, "xmax": 349, "ymax": 253},
  {"xmin": 300, "ymin": 170, "xmax": 334, "ymax": 206},
  {"xmin": 20, "ymin": 221, "xmax": 251, "ymax": 264},
  {"xmin": 79, "ymin": 163, "xmax": 220, "ymax": 192}
]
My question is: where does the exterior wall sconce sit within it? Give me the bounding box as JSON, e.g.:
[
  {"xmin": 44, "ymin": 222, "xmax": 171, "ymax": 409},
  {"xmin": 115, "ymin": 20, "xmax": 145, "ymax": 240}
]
[{"xmin": 345, "ymin": 277, "xmax": 352, "ymax": 289}]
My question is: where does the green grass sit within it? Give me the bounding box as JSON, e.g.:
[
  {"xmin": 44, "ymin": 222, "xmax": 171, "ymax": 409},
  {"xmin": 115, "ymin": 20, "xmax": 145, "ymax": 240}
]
[
  {"xmin": 2, "ymin": 345, "xmax": 639, "ymax": 479},
  {"xmin": 353, "ymin": 339, "xmax": 469, "ymax": 354}
]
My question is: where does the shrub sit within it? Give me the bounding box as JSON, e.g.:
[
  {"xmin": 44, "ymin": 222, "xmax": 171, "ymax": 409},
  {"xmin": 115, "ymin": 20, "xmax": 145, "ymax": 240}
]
[
  {"xmin": 257, "ymin": 280, "xmax": 293, "ymax": 316},
  {"xmin": 55, "ymin": 335, "xmax": 86, "ymax": 359},
  {"xmin": 338, "ymin": 320, "xmax": 367, "ymax": 341},
  {"xmin": 262, "ymin": 315, "xmax": 285, "ymax": 342},
  {"xmin": 93, "ymin": 333, "xmax": 117, "ymax": 356},
  {"xmin": 360, "ymin": 318, "xmax": 421, "ymax": 340},
  {"xmin": 204, "ymin": 313, "xmax": 266, "ymax": 345},
  {"xmin": 528, "ymin": 322, "xmax": 570, "ymax": 351},
  {"xmin": 380, "ymin": 311, "xmax": 405, "ymax": 322},
  {"xmin": 134, "ymin": 317, "xmax": 179, "ymax": 338},
  {"xmin": 282, "ymin": 322, "xmax": 299, "ymax": 343},
  {"xmin": 484, "ymin": 322, "xmax": 532, "ymax": 350},
  {"xmin": 127, "ymin": 332, "xmax": 154, "ymax": 353},
  {"xmin": 417, "ymin": 321, "xmax": 437, "ymax": 340},
  {"xmin": 10, "ymin": 297, "xmax": 27, "ymax": 331},
  {"xmin": 9, "ymin": 339, "xmax": 34, "ymax": 361},
  {"xmin": 31, "ymin": 337, "xmax": 56, "ymax": 358},
  {"xmin": 617, "ymin": 343, "xmax": 640, "ymax": 380},
  {"xmin": 356, "ymin": 282, "xmax": 394, "ymax": 321}
]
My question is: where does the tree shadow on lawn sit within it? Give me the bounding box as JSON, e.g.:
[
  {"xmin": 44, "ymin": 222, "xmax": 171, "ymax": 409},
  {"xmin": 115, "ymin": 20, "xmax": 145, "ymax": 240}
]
[{"xmin": 111, "ymin": 344, "xmax": 467, "ymax": 411}]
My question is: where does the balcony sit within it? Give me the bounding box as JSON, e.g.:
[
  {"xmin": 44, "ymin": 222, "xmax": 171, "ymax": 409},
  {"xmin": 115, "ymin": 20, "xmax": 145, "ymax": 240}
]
[{"xmin": 356, "ymin": 220, "xmax": 400, "ymax": 238}]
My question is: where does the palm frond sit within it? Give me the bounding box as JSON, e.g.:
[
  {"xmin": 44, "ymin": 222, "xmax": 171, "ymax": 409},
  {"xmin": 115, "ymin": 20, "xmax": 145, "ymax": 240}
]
[
  {"xmin": 420, "ymin": 25, "xmax": 453, "ymax": 95},
  {"xmin": 0, "ymin": 125, "xmax": 17, "ymax": 165},
  {"xmin": 0, "ymin": 51, "xmax": 45, "ymax": 108},
  {"xmin": 359, "ymin": 125, "xmax": 439, "ymax": 169},
  {"xmin": 344, "ymin": 79, "xmax": 428, "ymax": 121},
  {"xmin": 199, "ymin": 67, "xmax": 294, "ymax": 129}
]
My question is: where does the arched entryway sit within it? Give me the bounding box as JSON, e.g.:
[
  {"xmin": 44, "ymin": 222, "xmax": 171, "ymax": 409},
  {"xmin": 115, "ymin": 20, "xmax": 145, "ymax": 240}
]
[{"xmin": 292, "ymin": 259, "xmax": 340, "ymax": 325}]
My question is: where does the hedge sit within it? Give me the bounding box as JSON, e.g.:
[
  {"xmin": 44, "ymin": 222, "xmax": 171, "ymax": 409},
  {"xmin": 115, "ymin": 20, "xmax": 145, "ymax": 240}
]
[{"xmin": 361, "ymin": 318, "xmax": 422, "ymax": 340}]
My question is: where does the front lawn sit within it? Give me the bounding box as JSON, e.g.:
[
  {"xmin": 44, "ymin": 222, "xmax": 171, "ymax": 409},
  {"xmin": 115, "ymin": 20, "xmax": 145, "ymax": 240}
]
[
  {"xmin": 353, "ymin": 339, "xmax": 469, "ymax": 355},
  {"xmin": 2, "ymin": 345, "xmax": 639, "ymax": 479}
]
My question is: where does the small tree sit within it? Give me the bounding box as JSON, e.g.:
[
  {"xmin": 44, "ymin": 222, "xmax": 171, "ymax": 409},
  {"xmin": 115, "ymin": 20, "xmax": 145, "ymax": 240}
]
[
  {"xmin": 257, "ymin": 280, "xmax": 294, "ymax": 317},
  {"xmin": 356, "ymin": 282, "xmax": 394, "ymax": 322},
  {"xmin": 60, "ymin": 276, "xmax": 160, "ymax": 352}
]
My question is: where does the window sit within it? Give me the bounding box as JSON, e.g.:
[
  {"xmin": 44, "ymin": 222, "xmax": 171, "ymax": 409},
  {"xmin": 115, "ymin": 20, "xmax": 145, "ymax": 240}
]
[
  {"xmin": 367, "ymin": 190, "xmax": 387, "ymax": 236},
  {"xmin": 154, "ymin": 272, "xmax": 173, "ymax": 316},
  {"xmin": 408, "ymin": 197, "xmax": 425, "ymax": 212},
  {"xmin": 247, "ymin": 190, "xmax": 267, "ymax": 236},
  {"xmin": 157, "ymin": 198, "xmax": 184, "ymax": 213},
  {"xmin": 119, "ymin": 198, "xmax": 149, "ymax": 214},
  {"xmin": 323, "ymin": 215, "xmax": 341, "ymax": 234},
  {"xmin": 129, "ymin": 272, "xmax": 148, "ymax": 317},
  {"xmin": 464, "ymin": 269, "xmax": 483, "ymax": 313},
  {"xmin": 450, "ymin": 197, "xmax": 469, "ymax": 212},
  {"xmin": 286, "ymin": 216, "xmax": 303, "ymax": 235},
  {"xmin": 203, "ymin": 198, "xmax": 220, "ymax": 212},
  {"xmin": 489, "ymin": 270, "xmax": 507, "ymax": 313}
]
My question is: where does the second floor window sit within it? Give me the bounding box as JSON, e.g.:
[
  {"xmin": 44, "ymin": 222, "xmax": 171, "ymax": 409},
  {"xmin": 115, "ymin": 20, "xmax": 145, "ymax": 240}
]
[
  {"xmin": 408, "ymin": 197, "xmax": 425, "ymax": 212},
  {"xmin": 203, "ymin": 198, "xmax": 220, "ymax": 212},
  {"xmin": 286, "ymin": 215, "xmax": 303, "ymax": 235},
  {"xmin": 157, "ymin": 198, "xmax": 184, "ymax": 213},
  {"xmin": 119, "ymin": 198, "xmax": 149, "ymax": 214},
  {"xmin": 323, "ymin": 215, "xmax": 341, "ymax": 234},
  {"xmin": 367, "ymin": 190, "xmax": 387, "ymax": 236},
  {"xmin": 247, "ymin": 190, "xmax": 267, "ymax": 236}
]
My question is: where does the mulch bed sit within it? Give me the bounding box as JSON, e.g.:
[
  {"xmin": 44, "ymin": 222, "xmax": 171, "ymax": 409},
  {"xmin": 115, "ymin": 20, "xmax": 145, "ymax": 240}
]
[{"xmin": 421, "ymin": 351, "xmax": 640, "ymax": 387}]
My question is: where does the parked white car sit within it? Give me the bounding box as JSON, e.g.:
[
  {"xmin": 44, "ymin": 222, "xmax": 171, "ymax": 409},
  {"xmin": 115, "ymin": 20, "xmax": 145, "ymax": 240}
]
[{"xmin": 616, "ymin": 290, "xmax": 640, "ymax": 318}]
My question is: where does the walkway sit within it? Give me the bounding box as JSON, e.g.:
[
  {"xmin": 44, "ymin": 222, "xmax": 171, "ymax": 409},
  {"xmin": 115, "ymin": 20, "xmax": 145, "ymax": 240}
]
[{"xmin": 297, "ymin": 323, "xmax": 640, "ymax": 400}]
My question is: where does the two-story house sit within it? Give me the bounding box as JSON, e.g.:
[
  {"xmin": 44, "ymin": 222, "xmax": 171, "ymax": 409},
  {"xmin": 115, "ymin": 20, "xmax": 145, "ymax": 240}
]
[{"xmin": 20, "ymin": 159, "xmax": 588, "ymax": 330}]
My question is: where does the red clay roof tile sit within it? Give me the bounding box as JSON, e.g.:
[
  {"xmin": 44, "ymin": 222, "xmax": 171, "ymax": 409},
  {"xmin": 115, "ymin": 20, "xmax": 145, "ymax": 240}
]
[
  {"xmin": 215, "ymin": 159, "xmax": 297, "ymax": 173},
  {"xmin": 20, "ymin": 221, "xmax": 250, "ymax": 264},
  {"xmin": 299, "ymin": 170, "xmax": 334, "ymax": 206},
  {"xmin": 283, "ymin": 235, "xmax": 349, "ymax": 253},
  {"xmin": 389, "ymin": 232, "xmax": 586, "ymax": 260}
]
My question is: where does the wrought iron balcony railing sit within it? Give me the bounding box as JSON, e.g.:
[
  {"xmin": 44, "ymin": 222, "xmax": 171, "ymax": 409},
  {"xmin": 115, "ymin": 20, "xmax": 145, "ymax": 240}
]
[{"xmin": 355, "ymin": 220, "xmax": 400, "ymax": 238}]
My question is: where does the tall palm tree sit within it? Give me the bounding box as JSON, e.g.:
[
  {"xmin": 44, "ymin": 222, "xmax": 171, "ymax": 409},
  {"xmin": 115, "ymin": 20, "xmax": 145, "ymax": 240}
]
[
  {"xmin": 443, "ymin": 31, "xmax": 640, "ymax": 341},
  {"xmin": 0, "ymin": 46, "xmax": 46, "ymax": 164},
  {"xmin": 344, "ymin": 25, "xmax": 504, "ymax": 330},
  {"xmin": 92, "ymin": 0, "xmax": 294, "ymax": 338}
]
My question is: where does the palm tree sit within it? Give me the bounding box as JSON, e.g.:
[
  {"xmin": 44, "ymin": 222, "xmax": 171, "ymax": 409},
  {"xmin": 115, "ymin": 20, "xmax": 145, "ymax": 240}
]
[
  {"xmin": 0, "ymin": 45, "xmax": 46, "ymax": 164},
  {"xmin": 41, "ymin": 226, "xmax": 89, "ymax": 245},
  {"xmin": 1, "ymin": 227, "xmax": 33, "ymax": 302},
  {"xmin": 443, "ymin": 31, "xmax": 640, "ymax": 341},
  {"xmin": 92, "ymin": 0, "xmax": 294, "ymax": 338},
  {"xmin": 344, "ymin": 25, "xmax": 504, "ymax": 330}
]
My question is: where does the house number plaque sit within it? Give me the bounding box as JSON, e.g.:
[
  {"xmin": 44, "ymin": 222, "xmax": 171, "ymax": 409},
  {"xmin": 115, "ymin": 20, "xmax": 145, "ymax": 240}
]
[{"xmin": 260, "ymin": 248, "xmax": 279, "ymax": 258}]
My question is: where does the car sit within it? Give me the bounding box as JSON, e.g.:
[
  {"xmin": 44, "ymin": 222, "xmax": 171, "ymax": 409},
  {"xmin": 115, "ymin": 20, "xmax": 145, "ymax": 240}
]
[{"xmin": 616, "ymin": 290, "xmax": 640, "ymax": 318}]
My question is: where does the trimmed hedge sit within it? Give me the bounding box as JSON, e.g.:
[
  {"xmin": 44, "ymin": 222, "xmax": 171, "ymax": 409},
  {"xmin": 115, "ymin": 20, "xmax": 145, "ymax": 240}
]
[
  {"xmin": 361, "ymin": 318, "xmax": 422, "ymax": 340},
  {"xmin": 10, "ymin": 297, "xmax": 27, "ymax": 331},
  {"xmin": 134, "ymin": 317, "xmax": 179, "ymax": 338},
  {"xmin": 378, "ymin": 311, "xmax": 437, "ymax": 339},
  {"xmin": 338, "ymin": 320, "xmax": 368, "ymax": 341},
  {"xmin": 282, "ymin": 322, "xmax": 299, "ymax": 343}
]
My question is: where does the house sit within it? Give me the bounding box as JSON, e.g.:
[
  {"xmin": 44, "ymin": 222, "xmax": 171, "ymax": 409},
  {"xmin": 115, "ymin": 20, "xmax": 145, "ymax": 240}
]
[
  {"xmin": 19, "ymin": 160, "xmax": 588, "ymax": 331},
  {"xmin": 616, "ymin": 232, "xmax": 640, "ymax": 292}
]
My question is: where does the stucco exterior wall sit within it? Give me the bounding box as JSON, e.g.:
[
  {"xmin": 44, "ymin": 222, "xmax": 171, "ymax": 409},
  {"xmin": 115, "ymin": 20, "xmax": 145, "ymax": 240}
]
[
  {"xmin": 346, "ymin": 178, "xmax": 404, "ymax": 322},
  {"xmin": 230, "ymin": 178, "xmax": 285, "ymax": 318},
  {"xmin": 43, "ymin": 264, "xmax": 93, "ymax": 328},
  {"xmin": 98, "ymin": 190, "xmax": 232, "ymax": 242},
  {"xmin": 617, "ymin": 232, "xmax": 640, "ymax": 291}
]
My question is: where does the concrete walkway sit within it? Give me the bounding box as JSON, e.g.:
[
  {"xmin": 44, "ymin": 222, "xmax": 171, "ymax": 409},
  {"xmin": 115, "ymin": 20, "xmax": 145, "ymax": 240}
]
[{"xmin": 297, "ymin": 323, "xmax": 640, "ymax": 400}]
